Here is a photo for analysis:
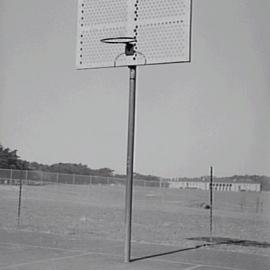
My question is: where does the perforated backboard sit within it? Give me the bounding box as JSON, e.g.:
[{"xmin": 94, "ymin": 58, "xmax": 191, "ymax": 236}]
[{"xmin": 76, "ymin": 0, "xmax": 192, "ymax": 69}]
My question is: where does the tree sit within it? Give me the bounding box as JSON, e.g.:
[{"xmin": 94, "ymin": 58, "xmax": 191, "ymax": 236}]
[
  {"xmin": 0, "ymin": 144, "xmax": 27, "ymax": 169},
  {"xmin": 95, "ymin": 168, "xmax": 114, "ymax": 177}
]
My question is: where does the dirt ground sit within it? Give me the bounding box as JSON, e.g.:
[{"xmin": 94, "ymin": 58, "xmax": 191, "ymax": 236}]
[{"xmin": 0, "ymin": 184, "xmax": 269, "ymax": 256}]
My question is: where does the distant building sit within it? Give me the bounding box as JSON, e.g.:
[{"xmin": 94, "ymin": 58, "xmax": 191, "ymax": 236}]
[{"xmin": 169, "ymin": 177, "xmax": 261, "ymax": 192}]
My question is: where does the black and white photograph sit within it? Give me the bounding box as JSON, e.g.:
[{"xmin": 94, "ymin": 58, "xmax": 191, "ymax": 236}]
[{"xmin": 0, "ymin": 0, "xmax": 269, "ymax": 269}]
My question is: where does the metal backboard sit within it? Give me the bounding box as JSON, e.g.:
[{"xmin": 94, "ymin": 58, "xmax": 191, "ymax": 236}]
[{"xmin": 76, "ymin": 0, "xmax": 192, "ymax": 69}]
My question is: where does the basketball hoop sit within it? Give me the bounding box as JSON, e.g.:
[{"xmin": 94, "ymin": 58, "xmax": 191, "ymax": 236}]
[
  {"xmin": 76, "ymin": 0, "xmax": 193, "ymax": 263},
  {"xmin": 100, "ymin": 37, "xmax": 136, "ymax": 44},
  {"xmin": 76, "ymin": 0, "xmax": 191, "ymax": 69},
  {"xmin": 101, "ymin": 36, "xmax": 147, "ymax": 66},
  {"xmin": 101, "ymin": 36, "xmax": 136, "ymax": 57}
]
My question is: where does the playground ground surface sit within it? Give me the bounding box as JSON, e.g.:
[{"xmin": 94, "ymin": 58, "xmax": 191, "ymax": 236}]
[
  {"xmin": 0, "ymin": 185, "xmax": 269, "ymax": 269},
  {"xmin": 0, "ymin": 229, "xmax": 270, "ymax": 270}
]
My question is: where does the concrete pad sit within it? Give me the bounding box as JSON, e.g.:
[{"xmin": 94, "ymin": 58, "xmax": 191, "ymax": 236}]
[
  {"xmin": 0, "ymin": 244, "xmax": 80, "ymax": 268},
  {"xmin": 132, "ymin": 247, "xmax": 270, "ymax": 270},
  {"xmin": 0, "ymin": 252, "xmax": 196, "ymax": 270},
  {"xmin": 0, "ymin": 229, "xmax": 269, "ymax": 270}
]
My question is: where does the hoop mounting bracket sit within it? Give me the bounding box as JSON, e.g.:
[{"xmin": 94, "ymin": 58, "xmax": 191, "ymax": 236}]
[{"xmin": 125, "ymin": 43, "xmax": 135, "ymax": 56}]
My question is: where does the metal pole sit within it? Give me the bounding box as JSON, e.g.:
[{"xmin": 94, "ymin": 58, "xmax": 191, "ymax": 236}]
[
  {"xmin": 41, "ymin": 171, "xmax": 44, "ymax": 185},
  {"xmin": 10, "ymin": 168, "xmax": 13, "ymax": 185},
  {"xmin": 124, "ymin": 65, "xmax": 137, "ymax": 263},
  {"xmin": 17, "ymin": 170, "xmax": 23, "ymax": 226},
  {"xmin": 90, "ymin": 175, "xmax": 92, "ymax": 185},
  {"xmin": 73, "ymin": 174, "xmax": 75, "ymax": 185},
  {"xmin": 209, "ymin": 166, "xmax": 213, "ymax": 241},
  {"xmin": 25, "ymin": 170, "xmax": 28, "ymax": 185}
]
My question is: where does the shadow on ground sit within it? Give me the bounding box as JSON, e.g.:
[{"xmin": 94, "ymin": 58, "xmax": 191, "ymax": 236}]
[
  {"xmin": 132, "ymin": 237, "xmax": 270, "ymax": 262},
  {"xmin": 131, "ymin": 244, "xmax": 208, "ymax": 262},
  {"xmin": 187, "ymin": 237, "xmax": 270, "ymax": 248}
]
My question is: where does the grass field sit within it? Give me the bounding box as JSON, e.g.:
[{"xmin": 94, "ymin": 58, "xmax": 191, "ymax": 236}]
[{"xmin": 0, "ymin": 184, "xmax": 269, "ymax": 255}]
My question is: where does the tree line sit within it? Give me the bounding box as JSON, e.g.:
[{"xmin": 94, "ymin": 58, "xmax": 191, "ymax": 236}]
[
  {"xmin": 0, "ymin": 144, "xmax": 160, "ymax": 180},
  {"xmin": 0, "ymin": 145, "xmax": 28, "ymax": 169},
  {"xmin": 1, "ymin": 144, "xmax": 269, "ymax": 188}
]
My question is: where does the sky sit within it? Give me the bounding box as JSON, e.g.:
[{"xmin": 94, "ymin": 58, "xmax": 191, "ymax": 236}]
[{"xmin": 0, "ymin": 0, "xmax": 269, "ymax": 178}]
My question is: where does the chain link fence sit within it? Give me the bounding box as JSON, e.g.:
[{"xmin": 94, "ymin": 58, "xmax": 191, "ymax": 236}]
[
  {"xmin": 0, "ymin": 168, "xmax": 268, "ymax": 252},
  {"xmin": 0, "ymin": 168, "xmax": 167, "ymax": 187}
]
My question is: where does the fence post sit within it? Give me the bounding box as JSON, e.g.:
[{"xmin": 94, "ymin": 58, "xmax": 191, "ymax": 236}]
[
  {"xmin": 25, "ymin": 170, "xmax": 28, "ymax": 185},
  {"xmin": 89, "ymin": 175, "xmax": 92, "ymax": 185},
  {"xmin": 17, "ymin": 170, "xmax": 23, "ymax": 226},
  {"xmin": 10, "ymin": 168, "xmax": 13, "ymax": 184},
  {"xmin": 209, "ymin": 166, "xmax": 213, "ymax": 241},
  {"xmin": 41, "ymin": 171, "xmax": 44, "ymax": 185},
  {"xmin": 73, "ymin": 174, "xmax": 75, "ymax": 185}
]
